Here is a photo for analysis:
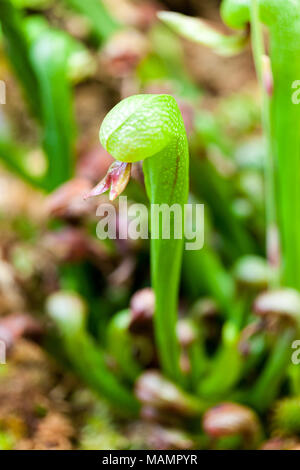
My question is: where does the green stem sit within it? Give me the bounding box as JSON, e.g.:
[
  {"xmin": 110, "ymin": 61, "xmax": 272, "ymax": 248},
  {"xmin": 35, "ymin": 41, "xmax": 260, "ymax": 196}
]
[
  {"xmin": 250, "ymin": 0, "xmax": 278, "ymax": 284},
  {"xmin": 221, "ymin": 0, "xmax": 300, "ymax": 290},
  {"xmin": 65, "ymin": 332, "xmax": 139, "ymax": 415},
  {"xmin": 143, "ymin": 144, "xmax": 188, "ymax": 384},
  {"xmin": 47, "ymin": 292, "xmax": 139, "ymax": 416},
  {"xmin": 106, "ymin": 309, "xmax": 142, "ymax": 383},
  {"xmin": 187, "ymin": 323, "xmax": 209, "ymax": 391},
  {"xmin": 198, "ymin": 322, "xmax": 243, "ymax": 399},
  {"xmin": 28, "ymin": 28, "xmax": 76, "ymax": 191},
  {"xmin": 249, "ymin": 328, "xmax": 295, "ymax": 412}
]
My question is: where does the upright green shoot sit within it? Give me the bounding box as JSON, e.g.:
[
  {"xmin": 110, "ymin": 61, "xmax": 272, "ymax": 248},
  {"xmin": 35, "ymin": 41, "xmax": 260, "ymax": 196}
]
[{"xmin": 96, "ymin": 94, "xmax": 189, "ymax": 384}]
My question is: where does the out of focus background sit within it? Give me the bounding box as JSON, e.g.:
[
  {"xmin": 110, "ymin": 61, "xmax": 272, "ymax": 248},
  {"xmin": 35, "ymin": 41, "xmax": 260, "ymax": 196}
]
[{"xmin": 0, "ymin": 0, "xmax": 282, "ymax": 451}]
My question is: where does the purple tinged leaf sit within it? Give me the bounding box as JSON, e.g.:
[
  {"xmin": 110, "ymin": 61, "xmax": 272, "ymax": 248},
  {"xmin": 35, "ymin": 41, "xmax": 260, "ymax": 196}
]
[{"xmin": 84, "ymin": 160, "xmax": 132, "ymax": 201}]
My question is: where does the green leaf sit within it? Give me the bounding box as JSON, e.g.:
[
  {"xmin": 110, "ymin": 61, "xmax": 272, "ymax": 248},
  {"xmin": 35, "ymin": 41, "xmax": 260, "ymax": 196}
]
[{"xmin": 158, "ymin": 11, "xmax": 248, "ymax": 56}]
